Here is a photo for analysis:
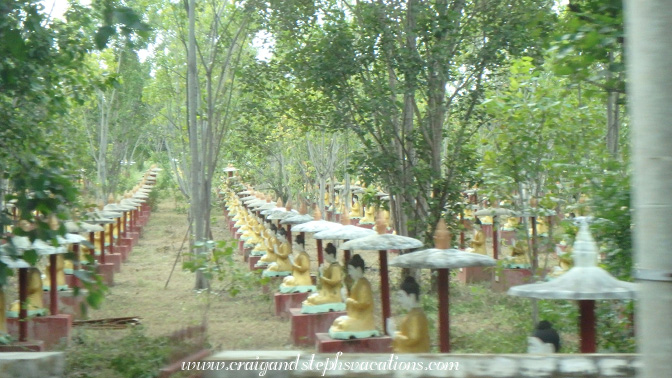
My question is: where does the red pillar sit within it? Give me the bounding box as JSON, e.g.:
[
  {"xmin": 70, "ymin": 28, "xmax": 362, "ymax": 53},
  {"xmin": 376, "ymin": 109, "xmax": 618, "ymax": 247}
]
[
  {"xmin": 493, "ymin": 216, "xmax": 499, "ymax": 260},
  {"xmin": 459, "ymin": 213, "xmax": 465, "ymax": 249},
  {"xmin": 18, "ymin": 268, "xmax": 28, "ymax": 342},
  {"xmin": 379, "ymin": 250, "xmax": 391, "ymax": 334},
  {"xmin": 438, "ymin": 268, "xmax": 451, "ymax": 353},
  {"xmin": 579, "ymin": 300, "xmax": 597, "ymax": 353},
  {"xmin": 99, "ymin": 230, "xmax": 106, "ymax": 264},
  {"xmin": 316, "ymin": 239, "xmax": 324, "ymax": 265},
  {"xmin": 49, "ymin": 254, "xmax": 58, "ymax": 315}
]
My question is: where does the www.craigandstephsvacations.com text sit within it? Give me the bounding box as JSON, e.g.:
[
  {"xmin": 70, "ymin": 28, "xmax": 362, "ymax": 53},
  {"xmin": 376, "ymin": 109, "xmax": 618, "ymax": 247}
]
[{"xmin": 181, "ymin": 352, "xmax": 459, "ymax": 376}]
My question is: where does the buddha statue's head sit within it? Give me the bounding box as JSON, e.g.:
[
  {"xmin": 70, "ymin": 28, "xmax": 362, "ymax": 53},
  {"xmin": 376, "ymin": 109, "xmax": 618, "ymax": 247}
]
[
  {"xmin": 347, "ymin": 254, "xmax": 365, "ymax": 280},
  {"xmin": 295, "ymin": 234, "xmax": 305, "ymax": 252},
  {"xmin": 325, "ymin": 243, "xmax": 337, "ymax": 263},
  {"xmin": 398, "ymin": 276, "xmax": 421, "ymax": 309}
]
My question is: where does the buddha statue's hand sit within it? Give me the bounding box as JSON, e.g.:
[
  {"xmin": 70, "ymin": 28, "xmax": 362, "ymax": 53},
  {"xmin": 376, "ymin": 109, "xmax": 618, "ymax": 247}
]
[{"xmin": 386, "ymin": 318, "xmax": 396, "ymax": 337}]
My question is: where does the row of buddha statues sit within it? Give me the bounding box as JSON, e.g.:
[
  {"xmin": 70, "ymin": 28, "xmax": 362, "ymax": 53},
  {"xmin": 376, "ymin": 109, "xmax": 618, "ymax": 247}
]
[
  {"xmin": 0, "ymin": 166, "xmax": 161, "ymax": 338},
  {"xmin": 225, "ymin": 188, "xmax": 431, "ymax": 353}
]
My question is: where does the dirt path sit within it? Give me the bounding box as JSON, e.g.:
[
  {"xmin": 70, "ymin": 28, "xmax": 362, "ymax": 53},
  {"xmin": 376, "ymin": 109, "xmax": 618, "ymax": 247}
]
[{"xmin": 87, "ymin": 199, "xmax": 302, "ymax": 351}]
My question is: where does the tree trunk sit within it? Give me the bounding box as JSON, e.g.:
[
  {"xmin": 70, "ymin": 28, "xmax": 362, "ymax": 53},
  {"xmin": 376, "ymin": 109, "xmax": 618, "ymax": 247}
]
[
  {"xmin": 627, "ymin": 2, "xmax": 672, "ymax": 377},
  {"xmin": 187, "ymin": 0, "xmax": 207, "ymax": 290}
]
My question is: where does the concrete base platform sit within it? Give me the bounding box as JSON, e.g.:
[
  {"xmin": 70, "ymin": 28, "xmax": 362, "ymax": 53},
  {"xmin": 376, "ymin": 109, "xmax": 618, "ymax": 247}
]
[
  {"xmin": 105, "ymin": 253, "xmax": 123, "ymax": 273},
  {"xmin": 249, "ymin": 255, "xmax": 261, "ymax": 270},
  {"xmin": 492, "ymin": 268, "xmax": 533, "ymax": 292},
  {"xmin": 97, "ymin": 263, "xmax": 115, "ymax": 286},
  {"xmin": 43, "ymin": 289, "xmax": 87, "ymax": 319},
  {"xmin": 290, "ymin": 308, "xmax": 345, "ymax": 346},
  {"xmin": 457, "ymin": 266, "xmax": 493, "ymax": 284},
  {"xmin": 274, "ymin": 292, "xmax": 310, "ymax": 318},
  {"xmin": 315, "ymin": 333, "xmax": 392, "ymax": 353},
  {"xmin": 0, "ymin": 341, "xmax": 45, "ymax": 352},
  {"xmin": 7, "ymin": 314, "xmax": 73, "ymax": 349}
]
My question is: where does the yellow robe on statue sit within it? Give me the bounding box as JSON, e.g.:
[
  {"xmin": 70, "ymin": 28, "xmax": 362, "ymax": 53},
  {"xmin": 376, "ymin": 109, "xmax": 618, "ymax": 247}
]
[
  {"xmin": 330, "ymin": 277, "xmax": 375, "ymax": 333},
  {"xmin": 304, "ymin": 263, "xmax": 343, "ymax": 305},
  {"xmin": 267, "ymin": 241, "xmax": 292, "ymax": 272},
  {"xmin": 392, "ymin": 307, "xmax": 431, "ymax": 353},
  {"xmin": 282, "ymin": 252, "xmax": 312, "ymax": 286}
]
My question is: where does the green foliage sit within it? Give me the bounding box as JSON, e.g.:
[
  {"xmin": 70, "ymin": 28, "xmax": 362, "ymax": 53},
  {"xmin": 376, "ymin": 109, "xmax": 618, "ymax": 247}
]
[
  {"xmin": 182, "ymin": 240, "xmax": 264, "ymax": 296},
  {"xmin": 65, "ymin": 326, "xmax": 200, "ymax": 378}
]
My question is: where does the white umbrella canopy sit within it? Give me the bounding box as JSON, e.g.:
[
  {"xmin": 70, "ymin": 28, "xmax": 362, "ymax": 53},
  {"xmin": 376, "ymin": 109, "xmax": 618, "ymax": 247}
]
[
  {"xmin": 121, "ymin": 198, "xmax": 143, "ymax": 206},
  {"xmin": 104, "ymin": 204, "xmax": 136, "ymax": 212},
  {"xmin": 261, "ymin": 207, "xmax": 285, "ymax": 215},
  {"xmin": 390, "ymin": 248, "xmax": 496, "ymax": 269},
  {"xmin": 507, "ymin": 221, "xmax": 636, "ymax": 354},
  {"xmin": 65, "ymin": 221, "xmax": 104, "ymax": 233},
  {"xmin": 339, "ymin": 231, "xmax": 423, "ymax": 251},
  {"xmin": 268, "ymin": 210, "xmax": 301, "ymax": 221},
  {"xmin": 508, "ymin": 222, "xmax": 636, "ymax": 300},
  {"xmin": 313, "ymin": 225, "xmax": 376, "ymax": 241},
  {"xmin": 279, "ymin": 213, "xmax": 314, "ymax": 225},
  {"xmin": 87, "ymin": 210, "xmax": 122, "ymax": 219},
  {"xmin": 292, "ymin": 220, "xmax": 343, "ymax": 233}
]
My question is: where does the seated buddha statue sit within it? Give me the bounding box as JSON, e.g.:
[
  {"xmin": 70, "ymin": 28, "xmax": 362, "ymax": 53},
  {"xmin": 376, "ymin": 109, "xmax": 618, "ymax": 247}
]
[
  {"xmin": 463, "ymin": 207, "xmax": 475, "ymax": 220},
  {"xmin": 333, "ymin": 194, "xmax": 341, "ymax": 214},
  {"xmin": 470, "ymin": 219, "xmax": 486, "ymax": 255},
  {"xmin": 256, "ymin": 224, "xmax": 278, "ymax": 267},
  {"xmin": 8, "ymin": 268, "xmax": 48, "ymax": 317},
  {"xmin": 302, "ymin": 243, "xmax": 346, "ymax": 313},
  {"xmin": 387, "ymin": 276, "xmax": 431, "ymax": 353},
  {"xmin": 349, "ymin": 195, "xmax": 362, "ymax": 219},
  {"xmin": 251, "ymin": 220, "xmax": 273, "ymax": 256},
  {"xmin": 262, "ymin": 228, "xmax": 292, "ymax": 277},
  {"xmin": 359, "ymin": 204, "xmax": 376, "ymax": 225},
  {"xmin": 280, "ymin": 235, "xmax": 316, "ymax": 293},
  {"xmin": 43, "ymin": 254, "xmax": 69, "ymax": 291},
  {"xmin": 502, "ymin": 216, "xmax": 519, "ymax": 231},
  {"xmin": 505, "ymin": 239, "xmax": 531, "ymax": 268},
  {"xmin": 548, "ymin": 250, "xmax": 573, "ymax": 279},
  {"xmin": 328, "ymin": 254, "xmax": 380, "ymax": 339},
  {"xmin": 529, "ymin": 217, "xmax": 549, "ymax": 237}
]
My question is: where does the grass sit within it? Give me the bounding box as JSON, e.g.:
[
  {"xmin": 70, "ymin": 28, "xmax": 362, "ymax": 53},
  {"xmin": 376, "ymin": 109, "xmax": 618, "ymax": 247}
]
[{"xmin": 62, "ymin": 194, "xmax": 634, "ymax": 376}]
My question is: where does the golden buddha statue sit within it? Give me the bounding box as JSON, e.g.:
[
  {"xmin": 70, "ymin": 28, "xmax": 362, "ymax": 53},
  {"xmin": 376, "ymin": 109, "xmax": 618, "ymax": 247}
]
[
  {"xmin": 529, "ymin": 217, "xmax": 549, "ymax": 236},
  {"xmin": 333, "ymin": 194, "xmax": 341, "ymax": 214},
  {"xmin": 8, "ymin": 268, "xmax": 47, "ymax": 317},
  {"xmin": 388, "ymin": 276, "xmax": 431, "ymax": 353},
  {"xmin": 480, "ymin": 215, "xmax": 493, "ymax": 225},
  {"xmin": 262, "ymin": 228, "xmax": 292, "ymax": 276},
  {"xmin": 463, "ymin": 207, "xmax": 475, "ymax": 220},
  {"xmin": 470, "ymin": 219, "xmax": 486, "ymax": 255},
  {"xmin": 43, "ymin": 254, "xmax": 69, "ymax": 291},
  {"xmin": 349, "ymin": 195, "xmax": 362, "ymax": 218},
  {"xmin": 251, "ymin": 220, "xmax": 272, "ymax": 256},
  {"xmin": 302, "ymin": 243, "xmax": 346, "ymax": 313},
  {"xmin": 505, "ymin": 240, "xmax": 531, "ymax": 268},
  {"xmin": 328, "ymin": 254, "xmax": 380, "ymax": 339},
  {"xmin": 359, "ymin": 204, "xmax": 376, "ymax": 225},
  {"xmin": 502, "ymin": 216, "xmax": 519, "ymax": 231},
  {"xmin": 256, "ymin": 224, "xmax": 279, "ymax": 266},
  {"xmin": 280, "ymin": 235, "xmax": 316, "ymax": 293}
]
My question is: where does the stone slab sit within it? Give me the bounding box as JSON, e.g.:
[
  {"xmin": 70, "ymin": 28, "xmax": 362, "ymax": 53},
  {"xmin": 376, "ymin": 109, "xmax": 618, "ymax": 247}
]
[
  {"xmin": 492, "ymin": 268, "xmax": 533, "ymax": 292},
  {"xmin": 457, "ymin": 266, "xmax": 493, "ymax": 284},
  {"xmin": 7, "ymin": 314, "xmax": 73, "ymax": 349},
  {"xmin": 315, "ymin": 333, "xmax": 392, "ymax": 354},
  {"xmin": 290, "ymin": 308, "xmax": 346, "ymax": 346},
  {"xmin": 274, "ymin": 292, "xmax": 310, "ymax": 318}
]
